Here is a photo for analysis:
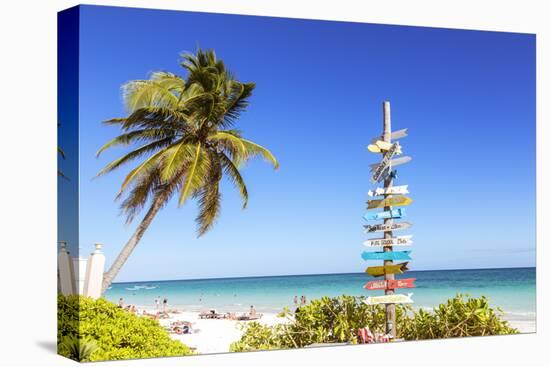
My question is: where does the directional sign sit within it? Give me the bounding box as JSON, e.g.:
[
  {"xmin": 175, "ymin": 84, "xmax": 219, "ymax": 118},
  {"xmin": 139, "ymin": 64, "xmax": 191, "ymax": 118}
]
[
  {"xmin": 368, "ymin": 185, "xmax": 409, "ymax": 197},
  {"xmin": 371, "ymin": 143, "xmax": 401, "ymax": 183},
  {"xmin": 367, "ymin": 196, "xmax": 413, "ymax": 210},
  {"xmin": 361, "ymin": 251, "xmax": 412, "ymax": 261},
  {"xmin": 376, "ymin": 168, "xmax": 398, "ymax": 183},
  {"xmin": 370, "ymin": 156, "xmax": 412, "ymax": 172},
  {"xmin": 363, "ymin": 278, "xmax": 416, "ymax": 291},
  {"xmin": 363, "ymin": 208, "xmax": 406, "ymax": 222},
  {"xmin": 363, "ymin": 221, "xmax": 412, "ymax": 233},
  {"xmin": 366, "ymin": 262, "xmax": 409, "ymax": 277},
  {"xmin": 363, "ymin": 235, "xmax": 413, "ymax": 247},
  {"xmin": 367, "ymin": 140, "xmax": 403, "ymax": 155},
  {"xmin": 363, "ymin": 293, "xmax": 414, "ymax": 305},
  {"xmin": 370, "ymin": 129, "xmax": 408, "ymax": 144}
]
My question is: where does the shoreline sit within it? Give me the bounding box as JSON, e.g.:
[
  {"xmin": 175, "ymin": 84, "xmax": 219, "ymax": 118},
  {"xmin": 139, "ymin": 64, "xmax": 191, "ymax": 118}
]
[{"xmin": 132, "ymin": 306, "xmax": 535, "ymax": 354}]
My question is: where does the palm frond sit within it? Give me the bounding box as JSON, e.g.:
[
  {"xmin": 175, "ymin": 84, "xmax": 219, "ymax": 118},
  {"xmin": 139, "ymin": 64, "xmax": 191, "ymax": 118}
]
[
  {"xmin": 220, "ymin": 152, "xmax": 248, "ymax": 208},
  {"xmin": 240, "ymin": 138, "xmax": 280, "ymax": 169},
  {"xmin": 96, "ymin": 138, "xmax": 173, "ymax": 177},
  {"xmin": 159, "ymin": 141, "xmax": 195, "ymax": 181},
  {"xmin": 96, "ymin": 129, "xmax": 176, "ymax": 157},
  {"xmin": 122, "ymin": 79, "xmax": 180, "ymax": 113},
  {"xmin": 117, "ymin": 143, "xmax": 178, "ymax": 194},
  {"xmin": 57, "ymin": 147, "xmax": 66, "ymax": 159},
  {"xmin": 119, "ymin": 166, "xmax": 161, "ymax": 223},
  {"xmin": 195, "ymin": 150, "xmax": 223, "ymax": 236},
  {"xmin": 178, "ymin": 143, "xmax": 211, "ymax": 206},
  {"xmin": 220, "ymin": 81, "xmax": 255, "ymax": 128}
]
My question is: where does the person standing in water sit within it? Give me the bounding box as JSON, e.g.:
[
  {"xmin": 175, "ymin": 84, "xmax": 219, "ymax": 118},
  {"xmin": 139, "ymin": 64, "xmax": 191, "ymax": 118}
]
[
  {"xmin": 162, "ymin": 298, "xmax": 168, "ymax": 312},
  {"xmin": 154, "ymin": 297, "xmax": 160, "ymax": 310}
]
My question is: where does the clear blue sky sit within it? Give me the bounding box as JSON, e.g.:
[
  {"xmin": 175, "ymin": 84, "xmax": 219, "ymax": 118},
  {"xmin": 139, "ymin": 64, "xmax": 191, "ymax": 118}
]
[{"xmin": 59, "ymin": 5, "xmax": 536, "ymax": 282}]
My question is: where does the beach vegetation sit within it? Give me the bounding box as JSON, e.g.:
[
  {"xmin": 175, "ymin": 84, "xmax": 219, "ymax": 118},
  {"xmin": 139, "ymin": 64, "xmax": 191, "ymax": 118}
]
[
  {"xmin": 96, "ymin": 48, "xmax": 279, "ymax": 293},
  {"xmin": 58, "ymin": 294, "xmax": 193, "ymax": 361},
  {"xmin": 229, "ymin": 294, "xmax": 518, "ymax": 352}
]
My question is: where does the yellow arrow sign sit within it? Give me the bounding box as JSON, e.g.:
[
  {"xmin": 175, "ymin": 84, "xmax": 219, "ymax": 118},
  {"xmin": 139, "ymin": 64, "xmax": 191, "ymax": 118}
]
[
  {"xmin": 367, "ymin": 140, "xmax": 403, "ymax": 155},
  {"xmin": 367, "ymin": 196, "xmax": 413, "ymax": 209},
  {"xmin": 366, "ymin": 262, "xmax": 409, "ymax": 277}
]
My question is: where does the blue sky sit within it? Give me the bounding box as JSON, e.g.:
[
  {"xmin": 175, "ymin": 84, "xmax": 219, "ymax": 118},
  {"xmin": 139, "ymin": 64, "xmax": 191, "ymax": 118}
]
[{"xmin": 59, "ymin": 5, "xmax": 536, "ymax": 282}]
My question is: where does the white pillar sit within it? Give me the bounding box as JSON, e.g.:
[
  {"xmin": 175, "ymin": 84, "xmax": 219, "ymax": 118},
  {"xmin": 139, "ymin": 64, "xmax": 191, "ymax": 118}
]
[
  {"xmin": 58, "ymin": 241, "xmax": 76, "ymax": 296},
  {"xmin": 84, "ymin": 243, "xmax": 106, "ymax": 299},
  {"xmin": 73, "ymin": 247, "xmax": 88, "ymax": 295}
]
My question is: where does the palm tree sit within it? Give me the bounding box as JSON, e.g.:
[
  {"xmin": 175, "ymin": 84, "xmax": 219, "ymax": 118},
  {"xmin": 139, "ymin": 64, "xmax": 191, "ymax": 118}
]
[{"xmin": 97, "ymin": 49, "xmax": 279, "ymax": 293}]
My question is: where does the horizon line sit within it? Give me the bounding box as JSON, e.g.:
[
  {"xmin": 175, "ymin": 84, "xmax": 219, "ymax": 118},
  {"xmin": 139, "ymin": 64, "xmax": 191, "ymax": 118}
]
[{"xmin": 112, "ymin": 265, "xmax": 536, "ymax": 285}]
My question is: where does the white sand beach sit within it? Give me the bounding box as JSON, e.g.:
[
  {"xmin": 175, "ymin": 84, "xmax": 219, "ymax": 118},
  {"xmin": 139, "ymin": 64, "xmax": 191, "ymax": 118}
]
[
  {"xmin": 133, "ymin": 307, "xmax": 535, "ymax": 354},
  {"xmin": 135, "ymin": 307, "xmax": 287, "ymax": 354}
]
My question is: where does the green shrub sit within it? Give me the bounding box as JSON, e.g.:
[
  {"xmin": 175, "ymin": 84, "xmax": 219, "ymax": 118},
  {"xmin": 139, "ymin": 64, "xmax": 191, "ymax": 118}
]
[
  {"xmin": 57, "ymin": 294, "xmax": 193, "ymax": 361},
  {"xmin": 230, "ymin": 294, "xmax": 517, "ymax": 352},
  {"xmin": 400, "ymin": 294, "xmax": 518, "ymax": 339}
]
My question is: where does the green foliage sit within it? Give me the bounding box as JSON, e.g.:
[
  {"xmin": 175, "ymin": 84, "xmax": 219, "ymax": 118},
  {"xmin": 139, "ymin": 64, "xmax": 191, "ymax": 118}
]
[
  {"xmin": 399, "ymin": 294, "xmax": 518, "ymax": 339},
  {"xmin": 58, "ymin": 334, "xmax": 98, "ymax": 362},
  {"xmin": 230, "ymin": 294, "xmax": 518, "ymax": 352},
  {"xmin": 58, "ymin": 295, "xmax": 193, "ymax": 362}
]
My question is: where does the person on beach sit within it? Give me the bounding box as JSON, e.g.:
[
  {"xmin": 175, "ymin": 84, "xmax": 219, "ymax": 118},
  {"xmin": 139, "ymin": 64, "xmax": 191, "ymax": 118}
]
[
  {"xmin": 163, "ymin": 298, "xmax": 168, "ymax": 312},
  {"xmin": 250, "ymin": 305, "xmax": 257, "ymax": 317},
  {"xmin": 118, "ymin": 298, "xmax": 124, "ymax": 308},
  {"xmin": 154, "ymin": 297, "xmax": 160, "ymax": 310},
  {"xmin": 293, "ymin": 296, "xmax": 298, "ymax": 308},
  {"xmin": 302, "ymin": 295, "xmax": 307, "ymax": 306}
]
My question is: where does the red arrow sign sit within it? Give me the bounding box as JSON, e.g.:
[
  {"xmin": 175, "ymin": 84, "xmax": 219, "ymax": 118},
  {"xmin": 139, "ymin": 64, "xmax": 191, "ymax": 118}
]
[
  {"xmin": 388, "ymin": 278, "xmax": 416, "ymax": 289},
  {"xmin": 363, "ymin": 278, "xmax": 416, "ymax": 291}
]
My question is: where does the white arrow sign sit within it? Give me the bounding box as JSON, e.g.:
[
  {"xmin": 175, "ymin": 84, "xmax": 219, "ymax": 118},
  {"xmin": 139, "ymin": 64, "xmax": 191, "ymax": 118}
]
[
  {"xmin": 371, "ymin": 142, "xmax": 401, "ymax": 183},
  {"xmin": 363, "ymin": 293, "xmax": 414, "ymax": 305},
  {"xmin": 370, "ymin": 156, "xmax": 412, "ymax": 171},
  {"xmin": 363, "ymin": 221, "xmax": 412, "ymax": 233},
  {"xmin": 363, "ymin": 235, "xmax": 413, "ymax": 247},
  {"xmin": 368, "ymin": 185, "xmax": 409, "ymax": 197},
  {"xmin": 370, "ymin": 128, "xmax": 408, "ymax": 144}
]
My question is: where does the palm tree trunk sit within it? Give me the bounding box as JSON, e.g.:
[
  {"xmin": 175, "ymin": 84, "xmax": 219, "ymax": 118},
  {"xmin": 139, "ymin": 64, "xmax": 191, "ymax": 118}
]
[{"xmin": 101, "ymin": 195, "xmax": 165, "ymax": 294}]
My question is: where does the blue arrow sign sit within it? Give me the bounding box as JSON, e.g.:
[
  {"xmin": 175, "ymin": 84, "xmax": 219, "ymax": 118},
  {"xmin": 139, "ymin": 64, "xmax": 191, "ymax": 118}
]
[
  {"xmin": 361, "ymin": 251, "xmax": 412, "ymax": 261},
  {"xmin": 363, "ymin": 208, "xmax": 406, "ymax": 221}
]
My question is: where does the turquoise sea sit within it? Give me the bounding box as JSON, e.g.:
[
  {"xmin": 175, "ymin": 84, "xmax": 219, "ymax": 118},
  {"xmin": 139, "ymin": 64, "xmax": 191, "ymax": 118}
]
[{"xmin": 104, "ymin": 267, "xmax": 535, "ymax": 317}]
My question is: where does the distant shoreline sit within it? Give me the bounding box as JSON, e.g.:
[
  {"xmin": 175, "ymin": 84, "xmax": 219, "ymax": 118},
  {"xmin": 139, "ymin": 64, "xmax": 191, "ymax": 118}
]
[{"xmin": 112, "ymin": 266, "xmax": 536, "ymax": 285}]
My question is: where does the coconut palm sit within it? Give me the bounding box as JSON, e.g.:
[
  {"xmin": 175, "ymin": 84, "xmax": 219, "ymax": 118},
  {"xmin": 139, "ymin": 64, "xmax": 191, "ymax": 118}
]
[{"xmin": 97, "ymin": 49, "xmax": 279, "ymax": 292}]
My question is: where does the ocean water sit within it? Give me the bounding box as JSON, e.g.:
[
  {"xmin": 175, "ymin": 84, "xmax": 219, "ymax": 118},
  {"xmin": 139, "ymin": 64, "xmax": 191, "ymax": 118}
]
[{"xmin": 104, "ymin": 267, "xmax": 535, "ymax": 317}]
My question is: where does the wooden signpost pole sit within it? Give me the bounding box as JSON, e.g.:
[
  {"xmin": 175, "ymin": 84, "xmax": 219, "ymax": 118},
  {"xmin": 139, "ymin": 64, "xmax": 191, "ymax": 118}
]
[{"xmin": 382, "ymin": 101, "xmax": 396, "ymax": 338}]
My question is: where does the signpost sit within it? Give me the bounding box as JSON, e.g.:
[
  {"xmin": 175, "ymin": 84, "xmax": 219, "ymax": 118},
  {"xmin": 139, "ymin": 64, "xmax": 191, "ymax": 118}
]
[
  {"xmin": 363, "ymin": 278, "xmax": 416, "ymax": 291},
  {"xmin": 366, "ymin": 262, "xmax": 409, "ymax": 277},
  {"xmin": 362, "ymin": 101, "xmax": 414, "ymax": 339},
  {"xmin": 363, "ymin": 293, "xmax": 414, "ymax": 305},
  {"xmin": 363, "ymin": 208, "xmax": 406, "ymax": 221},
  {"xmin": 363, "ymin": 235, "xmax": 413, "ymax": 247},
  {"xmin": 368, "ymin": 185, "xmax": 409, "ymax": 197},
  {"xmin": 367, "ymin": 196, "xmax": 413, "ymax": 209},
  {"xmin": 363, "ymin": 221, "xmax": 412, "ymax": 233},
  {"xmin": 361, "ymin": 251, "xmax": 412, "ymax": 261}
]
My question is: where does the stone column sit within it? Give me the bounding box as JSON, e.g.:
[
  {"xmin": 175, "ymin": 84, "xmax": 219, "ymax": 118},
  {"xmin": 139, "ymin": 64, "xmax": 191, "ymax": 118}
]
[
  {"xmin": 84, "ymin": 243, "xmax": 106, "ymax": 299},
  {"xmin": 58, "ymin": 241, "xmax": 76, "ymax": 296}
]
